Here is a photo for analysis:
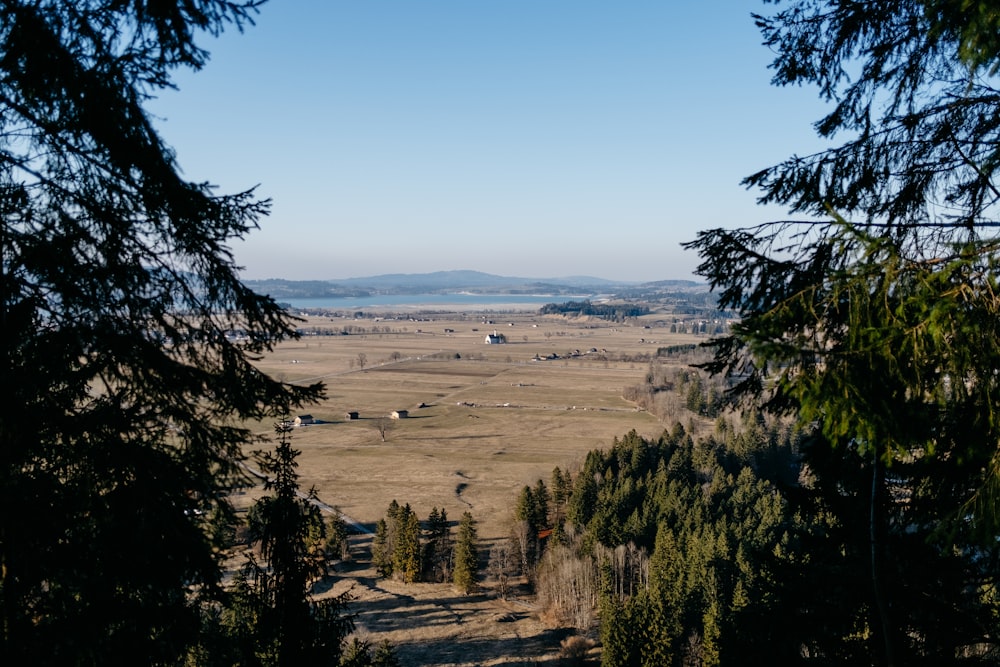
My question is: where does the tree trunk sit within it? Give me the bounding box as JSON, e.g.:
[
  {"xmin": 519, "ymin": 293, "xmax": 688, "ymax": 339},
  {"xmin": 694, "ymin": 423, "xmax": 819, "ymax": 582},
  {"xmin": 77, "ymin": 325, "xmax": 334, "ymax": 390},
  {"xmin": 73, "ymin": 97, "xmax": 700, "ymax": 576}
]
[{"xmin": 870, "ymin": 451, "xmax": 896, "ymax": 667}]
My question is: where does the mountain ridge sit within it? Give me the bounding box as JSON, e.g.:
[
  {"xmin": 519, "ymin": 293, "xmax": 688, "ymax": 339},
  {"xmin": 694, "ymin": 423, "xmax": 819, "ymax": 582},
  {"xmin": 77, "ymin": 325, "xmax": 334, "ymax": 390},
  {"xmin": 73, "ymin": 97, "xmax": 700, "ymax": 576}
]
[{"xmin": 243, "ymin": 270, "xmax": 703, "ymax": 299}]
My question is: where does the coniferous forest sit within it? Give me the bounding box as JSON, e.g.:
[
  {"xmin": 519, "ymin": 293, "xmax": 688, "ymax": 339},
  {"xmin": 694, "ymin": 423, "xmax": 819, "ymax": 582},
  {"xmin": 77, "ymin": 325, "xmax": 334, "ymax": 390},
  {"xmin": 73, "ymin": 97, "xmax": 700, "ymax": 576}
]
[
  {"xmin": 5, "ymin": 1, "xmax": 1000, "ymax": 666},
  {"xmin": 514, "ymin": 410, "xmax": 1000, "ymax": 665}
]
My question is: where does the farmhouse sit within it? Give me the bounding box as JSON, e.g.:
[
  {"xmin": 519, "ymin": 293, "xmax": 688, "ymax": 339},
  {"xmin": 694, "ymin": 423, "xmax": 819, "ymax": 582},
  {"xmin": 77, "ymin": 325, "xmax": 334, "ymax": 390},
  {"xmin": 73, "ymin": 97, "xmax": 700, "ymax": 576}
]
[
  {"xmin": 294, "ymin": 414, "xmax": 314, "ymax": 426},
  {"xmin": 484, "ymin": 330, "xmax": 506, "ymax": 344},
  {"xmin": 391, "ymin": 410, "xmax": 409, "ymax": 419}
]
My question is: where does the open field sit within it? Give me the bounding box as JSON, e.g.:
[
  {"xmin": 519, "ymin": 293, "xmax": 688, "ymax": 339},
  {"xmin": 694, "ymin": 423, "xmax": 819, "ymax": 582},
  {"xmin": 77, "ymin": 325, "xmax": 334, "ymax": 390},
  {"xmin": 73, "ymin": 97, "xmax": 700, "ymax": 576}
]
[
  {"xmin": 241, "ymin": 307, "xmax": 712, "ymax": 665},
  {"xmin": 249, "ymin": 308, "xmax": 705, "ymax": 538}
]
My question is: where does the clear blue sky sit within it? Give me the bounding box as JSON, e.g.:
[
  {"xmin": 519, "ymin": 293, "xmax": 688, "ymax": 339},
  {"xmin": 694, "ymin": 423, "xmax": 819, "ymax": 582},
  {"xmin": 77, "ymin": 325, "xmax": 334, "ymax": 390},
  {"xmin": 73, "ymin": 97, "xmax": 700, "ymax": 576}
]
[{"xmin": 148, "ymin": 1, "xmax": 831, "ymax": 283}]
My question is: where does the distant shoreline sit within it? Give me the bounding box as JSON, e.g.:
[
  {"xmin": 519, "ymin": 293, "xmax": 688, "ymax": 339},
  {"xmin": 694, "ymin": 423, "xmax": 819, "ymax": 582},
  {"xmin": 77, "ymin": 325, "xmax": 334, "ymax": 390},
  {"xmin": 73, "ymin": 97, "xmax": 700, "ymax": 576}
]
[{"xmin": 281, "ymin": 292, "xmax": 597, "ymax": 311}]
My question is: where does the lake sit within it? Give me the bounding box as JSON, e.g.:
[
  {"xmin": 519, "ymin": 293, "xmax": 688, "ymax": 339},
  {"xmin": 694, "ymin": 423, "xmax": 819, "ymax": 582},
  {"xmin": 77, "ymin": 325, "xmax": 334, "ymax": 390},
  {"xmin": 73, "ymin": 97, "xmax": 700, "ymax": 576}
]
[{"xmin": 281, "ymin": 293, "xmax": 595, "ymax": 311}]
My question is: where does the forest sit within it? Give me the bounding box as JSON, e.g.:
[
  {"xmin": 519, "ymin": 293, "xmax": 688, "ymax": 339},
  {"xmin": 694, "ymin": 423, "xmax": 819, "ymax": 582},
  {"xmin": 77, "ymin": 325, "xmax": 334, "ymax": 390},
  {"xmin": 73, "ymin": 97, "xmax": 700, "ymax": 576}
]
[
  {"xmin": 364, "ymin": 362, "xmax": 998, "ymax": 665},
  {"xmin": 538, "ymin": 300, "xmax": 651, "ymax": 321},
  {"xmin": 5, "ymin": 1, "xmax": 1000, "ymax": 666}
]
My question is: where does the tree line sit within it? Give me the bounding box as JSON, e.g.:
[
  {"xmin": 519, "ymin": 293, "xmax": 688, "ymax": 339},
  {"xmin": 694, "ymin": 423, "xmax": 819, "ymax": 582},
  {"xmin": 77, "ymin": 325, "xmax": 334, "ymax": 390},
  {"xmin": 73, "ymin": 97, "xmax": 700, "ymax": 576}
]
[
  {"xmin": 539, "ymin": 300, "xmax": 651, "ymax": 321},
  {"xmin": 370, "ymin": 501, "xmax": 480, "ymax": 594},
  {"xmin": 497, "ymin": 412, "xmax": 998, "ymax": 665}
]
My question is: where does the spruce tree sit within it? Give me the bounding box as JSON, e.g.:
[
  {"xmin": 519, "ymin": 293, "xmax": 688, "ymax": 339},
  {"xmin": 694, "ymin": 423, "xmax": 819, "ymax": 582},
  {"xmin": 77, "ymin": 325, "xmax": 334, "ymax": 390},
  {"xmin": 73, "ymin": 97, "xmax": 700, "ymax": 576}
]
[
  {"xmin": 685, "ymin": 2, "xmax": 1000, "ymax": 661},
  {"xmin": 223, "ymin": 423, "xmax": 351, "ymax": 667},
  {"xmin": 326, "ymin": 512, "xmax": 351, "ymax": 562},
  {"xmin": 0, "ymin": 2, "xmax": 322, "ymax": 663},
  {"xmin": 371, "ymin": 518, "xmax": 392, "ymax": 578},
  {"xmin": 422, "ymin": 507, "xmax": 452, "ymax": 583},
  {"xmin": 392, "ymin": 504, "xmax": 421, "ymax": 583},
  {"xmin": 452, "ymin": 512, "xmax": 479, "ymax": 594}
]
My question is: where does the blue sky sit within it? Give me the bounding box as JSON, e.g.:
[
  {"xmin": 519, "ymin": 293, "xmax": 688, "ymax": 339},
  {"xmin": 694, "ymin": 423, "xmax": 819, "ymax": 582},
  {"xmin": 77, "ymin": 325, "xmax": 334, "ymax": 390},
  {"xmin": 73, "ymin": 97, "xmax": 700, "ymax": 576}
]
[{"xmin": 148, "ymin": 1, "xmax": 832, "ymax": 283}]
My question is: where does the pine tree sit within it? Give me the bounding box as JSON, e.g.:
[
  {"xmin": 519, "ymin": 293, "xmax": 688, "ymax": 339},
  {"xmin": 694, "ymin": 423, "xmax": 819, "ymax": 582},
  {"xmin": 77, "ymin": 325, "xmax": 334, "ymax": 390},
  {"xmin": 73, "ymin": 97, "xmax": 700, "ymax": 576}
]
[
  {"xmin": 685, "ymin": 2, "xmax": 1000, "ymax": 661},
  {"xmin": 422, "ymin": 507, "xmax": 452, "ymax": 583},
  {"xmin": 533, "ymin": 479, "xmax": 551, "ymax": 530},
  {"xmin": 371, "ymin": 519, "xmax": 392, "ymax": 578},
  {"xmin": 339, "ymin": 638, "xmax": 402, "ymax": 667},
  {"xmin": 0, "ymin": 2, "xmax": 323, "ymax": 662},
  {"xmin": 326, "ymin": 512, "xmax": 351, "ymax": 562},
  {"xmin": 223, "ymin": 423, "xmax": 351, "ymax": 667},
  {"xmin": 452, "ymin": 512, "xmax": 479, "ymax": 594},
  {"xmin": 392, "ymin": 505, "xmax": 421, "ymax": 583},
  {"xmin": 372, "ymin": 500, "xmax": 403, "ymax": 579}
]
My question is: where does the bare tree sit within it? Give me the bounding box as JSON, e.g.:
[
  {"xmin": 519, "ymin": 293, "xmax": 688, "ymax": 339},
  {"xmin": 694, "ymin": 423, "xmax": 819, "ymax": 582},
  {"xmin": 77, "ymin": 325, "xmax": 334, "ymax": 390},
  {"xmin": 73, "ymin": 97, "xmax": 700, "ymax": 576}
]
[
  {"xmin": 371, "ymin": 416, "xmax": 393, "ymax": 443},
  {"xmin": 487, "ymin": 539, "xmax": 516, "ymax": 599},
  {"xmin": 356, "ymin": 352, "xmax": 367, "ymax": 370},
  {"xmin": 511, "ymin": 519, "xmax": 535, "ymax": 584},
  {"xmin": 535, "ymin": 544, "xmax": 597, "ymax": 631}
]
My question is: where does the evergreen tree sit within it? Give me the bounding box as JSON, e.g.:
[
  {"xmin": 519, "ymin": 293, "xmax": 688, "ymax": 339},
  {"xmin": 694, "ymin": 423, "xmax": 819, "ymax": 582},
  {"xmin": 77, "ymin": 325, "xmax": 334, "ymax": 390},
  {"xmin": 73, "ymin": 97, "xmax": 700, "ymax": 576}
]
[
  {"xmin": 392, "ymin": 504, "xmax": 421, "ymax": 583},
  {"xmin": 685, "ymin": 2, "xmax": 1000, "ymax": 662},
  {"xmin": 598, "ymin": 560, "xmax": 634, "ymax": 667},
  {"xmin": 326, "ymin": 512, "xmax": 351, "ymax": 563},
  {"xmin": 0, "ymin": 2, "xmax": 322, "ymax": 663},
  {"xmin": 339, "ymin": 638, "xmax": 401, "ymax": 667},
  {"xmin": 371, "ymin": 500, "xmax": 402, "ymax": 579},
  {"xmin": 370, "ymin": 639, "xmax": 402, "ymax": 667},
  {"xmin": 452, "ymin": 512, "xmax": 479, "ymax": 594},
  {"xmin": 371, "ymin": 519, "xmax": 392, "ymax": 579},
  {"xmin": 556, "ymin": 428, "xmax": 806, "ymax": 665},
  {"xmin": 513, "ymin": 485, "xmax": 544, "ymax": 578},
  {"xmin": 533, "ymin": 479, "xmax": 551, "ymax": 530},
  {"xmin": 222, "ymin": 423, "xmax": 351, "ymax": 667},
  {"xmin": 550, "ymin": 466, "xmax": 572, "ymax": 533},
  {"xmin": 422, "ymin": 507, "xmax": 452, "ymax": 583}
]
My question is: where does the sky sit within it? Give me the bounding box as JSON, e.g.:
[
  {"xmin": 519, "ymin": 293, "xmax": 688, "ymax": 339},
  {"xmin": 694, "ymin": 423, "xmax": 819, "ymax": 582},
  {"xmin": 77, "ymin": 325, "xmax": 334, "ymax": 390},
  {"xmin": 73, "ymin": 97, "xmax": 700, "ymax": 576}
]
[{"xmin": 148, "ymin": 1, "xmax": 833, "ymax": 283}]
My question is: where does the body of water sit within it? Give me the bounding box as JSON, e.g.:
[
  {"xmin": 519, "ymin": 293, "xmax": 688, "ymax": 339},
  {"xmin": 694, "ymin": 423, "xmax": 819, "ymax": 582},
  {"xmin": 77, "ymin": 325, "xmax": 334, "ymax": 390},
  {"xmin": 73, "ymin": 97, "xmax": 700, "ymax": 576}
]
[{"xmin": 281, "ymin": 293, "xmax": 593, "ymax": 311}]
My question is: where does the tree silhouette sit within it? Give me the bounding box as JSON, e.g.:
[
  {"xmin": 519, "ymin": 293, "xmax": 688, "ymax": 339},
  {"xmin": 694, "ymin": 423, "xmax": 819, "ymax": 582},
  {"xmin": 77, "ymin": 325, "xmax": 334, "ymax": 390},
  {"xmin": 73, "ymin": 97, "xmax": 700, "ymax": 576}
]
[
  {"xmin": 685, "ymin": 2, "xmax": 1000, "ymax": 663},
  {"xmin": 0, "ymin": 2, "xmax": 322, "ymax": 662},
  {"xmin": 223, "ymin": 423, "xmax": 351, "ymax": 666}
]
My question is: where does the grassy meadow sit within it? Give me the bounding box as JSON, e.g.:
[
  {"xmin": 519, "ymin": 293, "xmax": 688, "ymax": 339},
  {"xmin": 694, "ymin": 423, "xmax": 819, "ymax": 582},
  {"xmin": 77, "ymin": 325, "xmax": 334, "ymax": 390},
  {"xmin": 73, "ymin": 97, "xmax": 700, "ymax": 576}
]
[
  {"xmin": 247, "ymin": 308, "xmax": 706, "ymax": 540},
  {"xmin": 238, "ymin": 306, "xmax": 713, "ymax": 665}
]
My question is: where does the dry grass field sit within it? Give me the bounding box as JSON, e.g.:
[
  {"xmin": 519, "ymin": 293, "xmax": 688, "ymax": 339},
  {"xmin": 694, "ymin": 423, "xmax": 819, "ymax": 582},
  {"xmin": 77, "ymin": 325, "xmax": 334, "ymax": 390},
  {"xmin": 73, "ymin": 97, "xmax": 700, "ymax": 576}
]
[{"xmin": 240, "ymin": 307, "xmax": 709, "ymax": 665}]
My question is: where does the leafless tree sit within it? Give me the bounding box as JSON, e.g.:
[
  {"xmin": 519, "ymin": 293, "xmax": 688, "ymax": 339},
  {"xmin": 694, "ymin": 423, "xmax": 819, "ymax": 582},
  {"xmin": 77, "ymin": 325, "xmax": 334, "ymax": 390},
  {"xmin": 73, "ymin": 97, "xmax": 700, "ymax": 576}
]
[
  {"xmin": 487, "ymin": 539, "xmax": 516, "ymax": 599},
  {"xmin": 356, "ymin": 352, "xmax": 367, "ymax": 370},
  {"xmin": 535, "ymin": 544, "xmax": 597, "ymax": 631},
  {"xmin": 371, "ymin": 416, "xmax": 393, "ymax": 443},
  {"xmin": 511, "ymin": 519, "xmax": 535, "ymax": 583}
]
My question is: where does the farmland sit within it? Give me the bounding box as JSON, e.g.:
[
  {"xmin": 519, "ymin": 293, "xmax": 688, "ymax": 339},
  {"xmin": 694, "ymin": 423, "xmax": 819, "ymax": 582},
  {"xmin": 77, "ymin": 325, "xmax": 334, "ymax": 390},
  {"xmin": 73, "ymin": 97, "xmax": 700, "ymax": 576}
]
[
  {"xmin": 237, "ymin": 306, "xmax": 715, "ymax": 666},
  {"xmin": 246, "ymin": 308, "xmax": 707, "ymax": 539}
]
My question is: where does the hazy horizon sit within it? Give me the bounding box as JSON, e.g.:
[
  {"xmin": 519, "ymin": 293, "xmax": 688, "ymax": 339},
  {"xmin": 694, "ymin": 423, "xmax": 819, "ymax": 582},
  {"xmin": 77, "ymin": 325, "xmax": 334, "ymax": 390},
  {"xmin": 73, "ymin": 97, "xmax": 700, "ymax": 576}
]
[
  {"xmin": 241, "ymin": 268, "xmax": 702, "ymax": 284},
  {"xmin": 150, "ymin": 2, "xmax": 832, "ymax": 283}
]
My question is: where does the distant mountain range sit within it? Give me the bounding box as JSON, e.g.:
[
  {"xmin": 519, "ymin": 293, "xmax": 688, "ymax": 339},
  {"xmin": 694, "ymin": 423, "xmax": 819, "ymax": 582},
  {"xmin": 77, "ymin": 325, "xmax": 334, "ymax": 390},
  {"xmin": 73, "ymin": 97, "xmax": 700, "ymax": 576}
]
[{"xmin": 244, "ymin": 270, "xmax": 703, "ymax": 300}]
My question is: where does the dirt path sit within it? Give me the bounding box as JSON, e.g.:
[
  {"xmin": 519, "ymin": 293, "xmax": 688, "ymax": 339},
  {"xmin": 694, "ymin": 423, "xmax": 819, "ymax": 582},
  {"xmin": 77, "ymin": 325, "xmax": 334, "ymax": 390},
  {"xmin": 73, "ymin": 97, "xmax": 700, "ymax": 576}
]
[{"xmin": 319, "ymin": 535, "xmax": 582, "ymax": 666}]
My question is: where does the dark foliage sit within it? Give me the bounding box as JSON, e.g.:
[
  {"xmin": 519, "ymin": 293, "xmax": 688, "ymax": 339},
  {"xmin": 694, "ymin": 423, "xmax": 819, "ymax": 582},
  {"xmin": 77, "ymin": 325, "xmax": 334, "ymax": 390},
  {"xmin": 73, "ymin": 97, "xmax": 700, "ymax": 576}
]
[
  {"xmin": 682, "ymin": 1, "xmax": 1000, "ymax": 663},
  {"xmin": 539, "ymin": 299, "xmax": 650, "ymax": 321},
  {"xmin": 219, "ymin": 425, "xmax": 352, "ymax": 667},
  {"xmin": 0, "ymin": 1, "xmax": 322, "ymax": 664}
]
